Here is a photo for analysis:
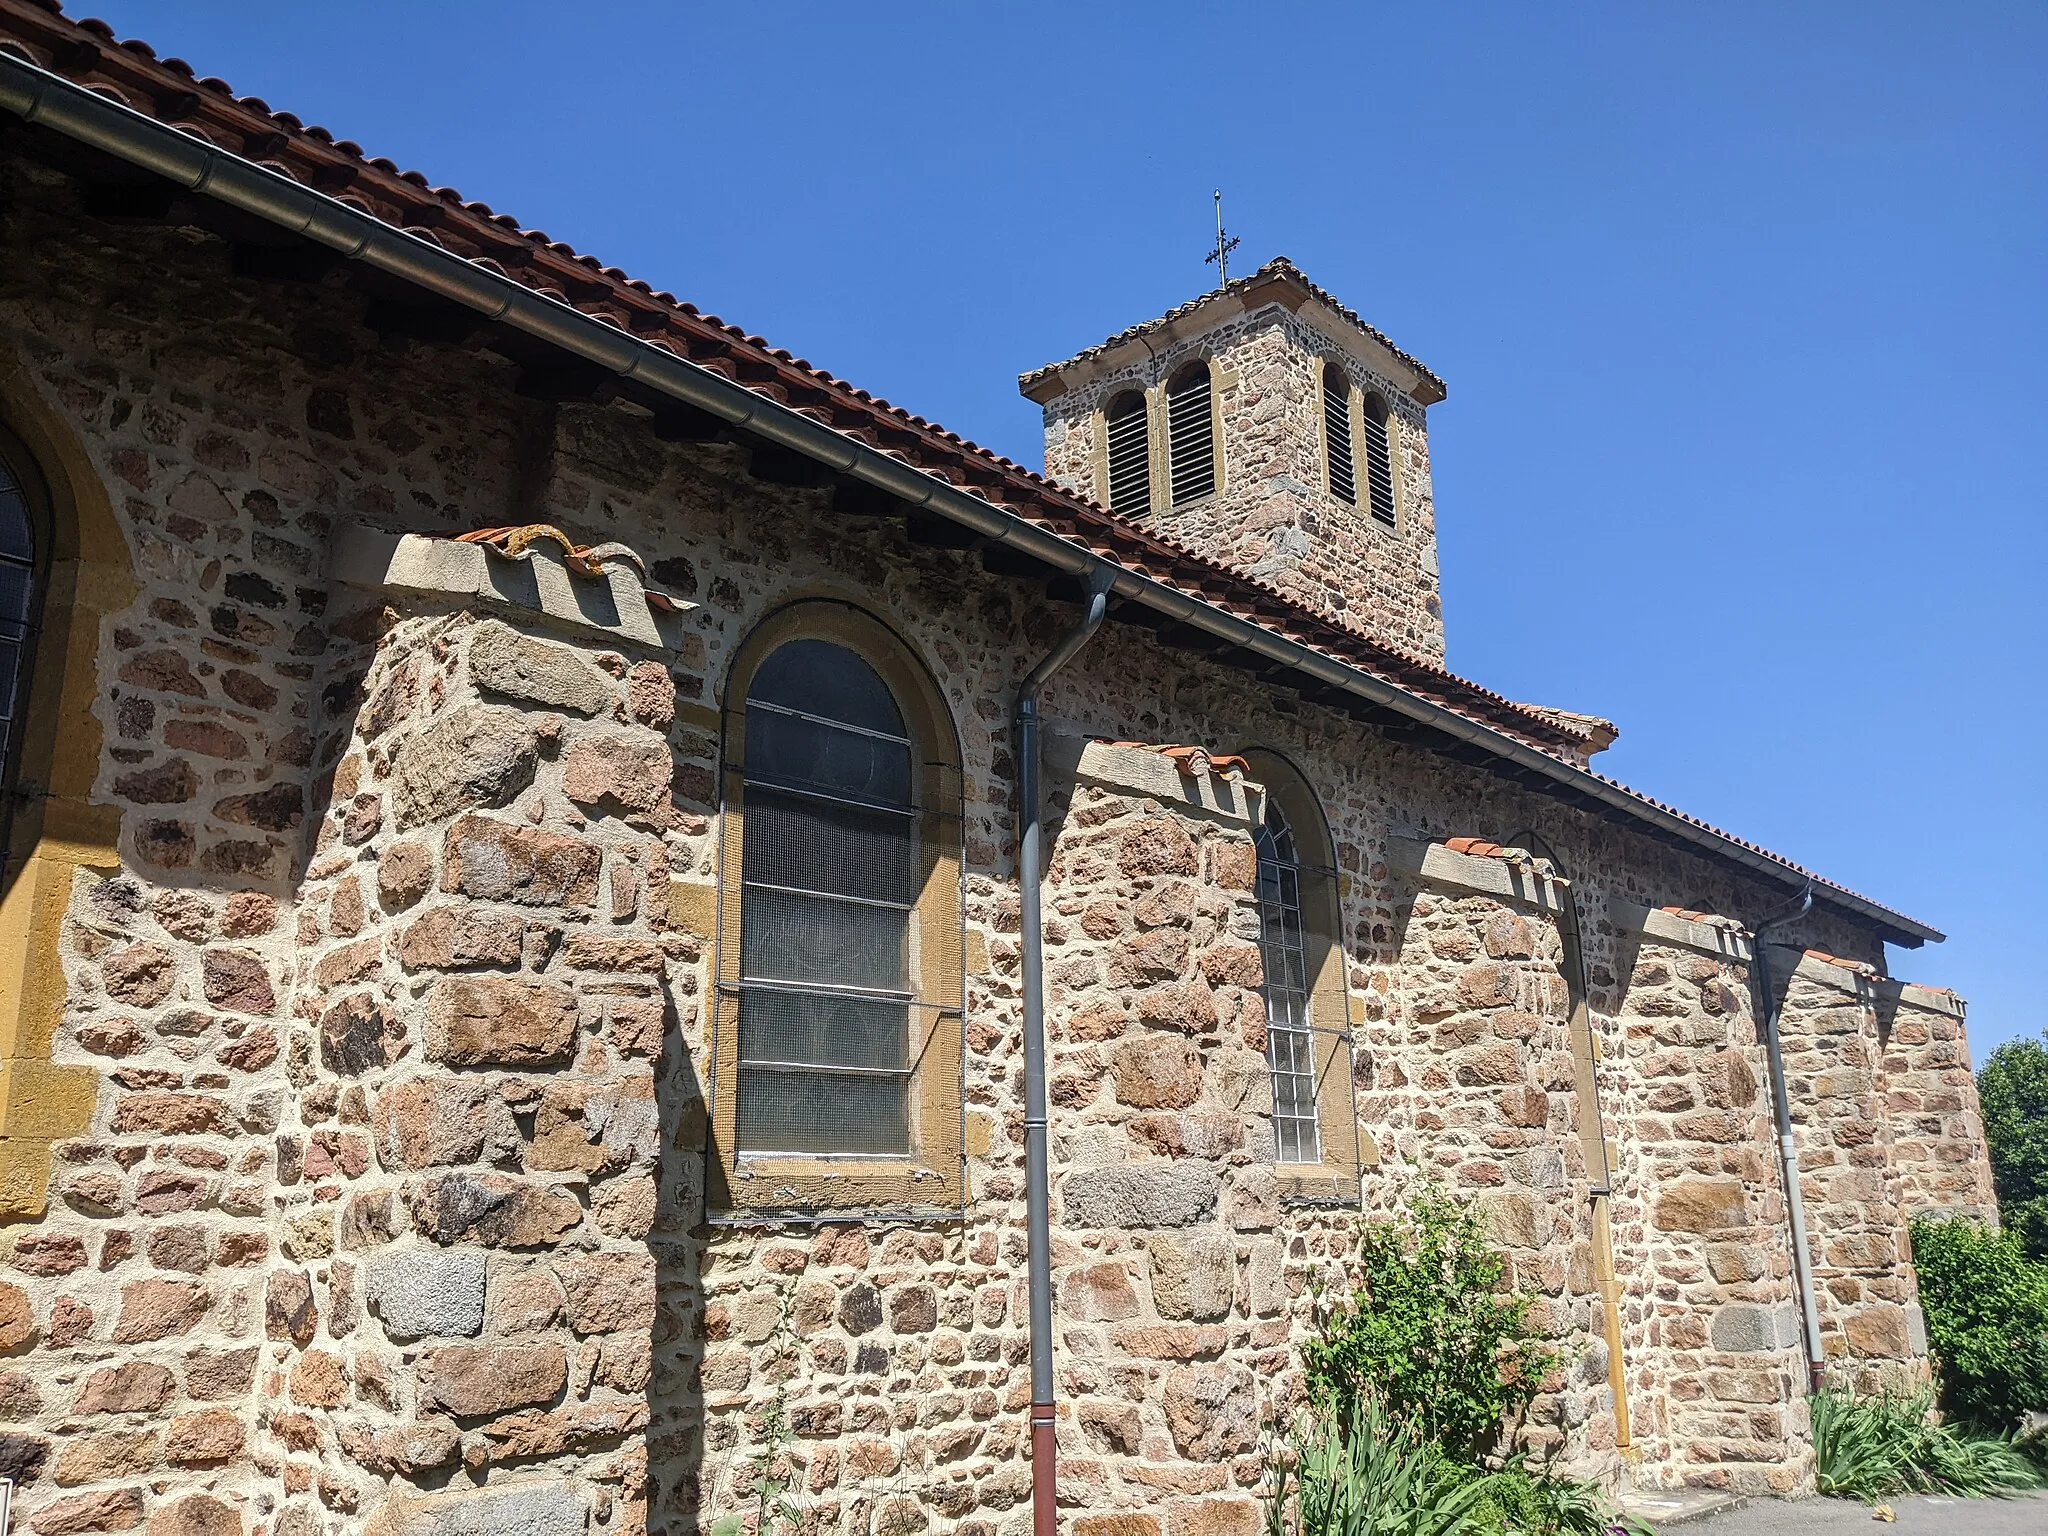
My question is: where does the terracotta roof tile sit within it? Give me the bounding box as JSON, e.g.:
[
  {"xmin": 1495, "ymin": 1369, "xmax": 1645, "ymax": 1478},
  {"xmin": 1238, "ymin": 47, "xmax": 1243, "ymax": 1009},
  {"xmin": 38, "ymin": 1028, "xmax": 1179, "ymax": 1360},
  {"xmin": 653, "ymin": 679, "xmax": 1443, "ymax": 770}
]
[{"xmin": 0, "ymin": 0, "xmax": 1936, "ymax": 942}]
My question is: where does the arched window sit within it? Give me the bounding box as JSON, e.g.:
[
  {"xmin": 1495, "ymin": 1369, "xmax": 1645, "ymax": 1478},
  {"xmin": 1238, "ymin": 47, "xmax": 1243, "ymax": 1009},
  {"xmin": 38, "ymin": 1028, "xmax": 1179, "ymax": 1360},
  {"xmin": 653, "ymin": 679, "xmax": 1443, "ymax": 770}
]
[
  {"xmin": 1256, "ymin": 807, "xmax": 1321, "ymax": 1164},
  {"xmin": 0, "ymin": 434, "xmax": 46, "ymax": 831},
  {"xmin": 712, "ymin": 603, "xmax": 966, "ymax": 1213},
  {"xmin": 1166, "ymin": 360, "xmax": 1216, "ymax": 505},
  {"xmin": 736, "ymin": 638, "xmax": 916, "ymax": 1154},
  {"xmin": 1104, "ymin": 389, "xmax": 1151, "ymax": 516},
  {"xmin": 1361, "ymin": 392, "xmax": 1397, "ymax": 527},
  {"xmin": 1241, "ymin": 750, "xmax": 1362, "ymax": 1191},
  {"xmin": 1322, "ymin": 364, "xmax": 1356, "ymax": 506}
]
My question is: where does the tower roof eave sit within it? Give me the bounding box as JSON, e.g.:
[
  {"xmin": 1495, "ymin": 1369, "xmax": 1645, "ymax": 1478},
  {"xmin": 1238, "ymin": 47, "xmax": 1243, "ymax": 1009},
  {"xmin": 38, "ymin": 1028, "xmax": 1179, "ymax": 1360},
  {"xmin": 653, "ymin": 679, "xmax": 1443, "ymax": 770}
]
[{"xmin": 1019, "ymin": 257, "xmax": 1448, "ymax": 406}]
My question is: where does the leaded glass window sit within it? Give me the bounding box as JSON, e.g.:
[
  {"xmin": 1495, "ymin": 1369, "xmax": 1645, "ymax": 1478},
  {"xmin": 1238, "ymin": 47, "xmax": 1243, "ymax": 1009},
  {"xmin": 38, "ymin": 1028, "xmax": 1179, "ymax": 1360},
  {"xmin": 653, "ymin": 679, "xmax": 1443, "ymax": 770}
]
[
  {"xmin": 0, "ymin": 445, "xmax": 39, "ymax": 796},
  {"xmin": 736, "ymin": 639, "xmax": 916, "ymax": 1155},
  {"xmin": 1256, "ymin": 807, "xmax": 1322, "ymax": 1164}
]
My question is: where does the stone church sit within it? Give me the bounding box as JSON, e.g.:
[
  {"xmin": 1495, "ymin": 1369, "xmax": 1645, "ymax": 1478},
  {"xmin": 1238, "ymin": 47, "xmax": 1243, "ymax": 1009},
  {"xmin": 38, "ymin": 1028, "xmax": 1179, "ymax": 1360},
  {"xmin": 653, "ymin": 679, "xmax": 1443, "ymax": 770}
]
[{"xmin": 0, "ymin": 4, "xmax": 2001, "ymax": 1533}]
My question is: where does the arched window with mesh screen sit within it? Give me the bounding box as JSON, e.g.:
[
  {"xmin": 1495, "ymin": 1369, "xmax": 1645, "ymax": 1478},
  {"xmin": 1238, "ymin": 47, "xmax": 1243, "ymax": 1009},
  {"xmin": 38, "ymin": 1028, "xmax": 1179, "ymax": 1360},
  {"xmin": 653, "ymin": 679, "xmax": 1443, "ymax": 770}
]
[
  {"xmin": 1166, "ymin": 359, "xmax": 1216, "ymax": 505},
  {"xmin": 0, "ymin": 436, "xmax": 45, "ymax": 825},
  {"xmin": 734, "ymin": 637, "xmax": 920, "ymax": 1156},
  {"xmin": 1104, "ymin": 390, "xmax": 1151, "ymax": 517},
  {"xmin": 1256, "ymin": 805, "xmax": 1323, "ymax": 1165},
  {"xmin": 712, "ymin": 607, "xmax": 968, "ymax": 1214}
]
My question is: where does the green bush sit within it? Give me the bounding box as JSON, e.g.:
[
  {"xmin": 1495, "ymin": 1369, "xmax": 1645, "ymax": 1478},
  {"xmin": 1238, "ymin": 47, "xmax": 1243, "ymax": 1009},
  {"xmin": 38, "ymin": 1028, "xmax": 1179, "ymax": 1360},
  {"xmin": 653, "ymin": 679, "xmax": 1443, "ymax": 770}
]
[
  {"xmin": 1302, "ymin": 1185, "xmax": 1556, "ymax": 1460},
  {"xmin": 1468, "ymin": 1460, "xmax": 1647, "ymax": 1536},
  {"xmin": 1909, "ymin": 1215, "xmax": 2048, "ymax": 1430},
  {"xmin": 1979, "ymin": 1034, "xmax": 2048, "ymax": 1261},
  {"xmin": 1809, "ymin": 1385, "xmax": 2039, "ymax": 1500}
]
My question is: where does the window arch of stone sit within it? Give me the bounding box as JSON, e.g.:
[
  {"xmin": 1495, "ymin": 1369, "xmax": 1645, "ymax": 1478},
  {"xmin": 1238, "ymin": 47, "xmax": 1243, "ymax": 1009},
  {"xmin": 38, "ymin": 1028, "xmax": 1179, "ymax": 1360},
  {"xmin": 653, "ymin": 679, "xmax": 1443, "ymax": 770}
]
[
  {"xmin": 709, "ymin": 597, "xmax": 965, "ymax": 1216},
  {"xmin": 0, "ymin": 375, "xmax": 138, "ymax": 1222},
  {"xmin": 1240, "ymin": 748, "xmax": 1365, "ymax": 1200},
  {"xmin": 1165, "ymin": 358, "xmax": 1219, "ymax": 506}
]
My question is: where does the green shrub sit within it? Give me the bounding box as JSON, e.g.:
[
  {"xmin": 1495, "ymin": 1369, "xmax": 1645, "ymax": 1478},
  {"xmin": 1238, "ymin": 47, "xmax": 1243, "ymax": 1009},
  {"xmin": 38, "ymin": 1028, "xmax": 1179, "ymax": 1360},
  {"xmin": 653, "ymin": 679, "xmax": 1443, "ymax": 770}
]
[
  {"xmin": 1810, "ymin": 1385, "xmax": 2040, "ymax": 1500},
  {"xmin": 1303, "ymin": 1184, "xmax": 1556, "ymax": 1460},
  {"xmin": 1909, "ymin": 1215, "xmax": 2048, "ymax": 1430},
  {"xmin": 1469, "ymin": 1460, "xmax": 1648, "ymax": 1535},
  {"xmin": 1979, "ymin": 1034, "xmax": 2048, "ymax": 1261}
]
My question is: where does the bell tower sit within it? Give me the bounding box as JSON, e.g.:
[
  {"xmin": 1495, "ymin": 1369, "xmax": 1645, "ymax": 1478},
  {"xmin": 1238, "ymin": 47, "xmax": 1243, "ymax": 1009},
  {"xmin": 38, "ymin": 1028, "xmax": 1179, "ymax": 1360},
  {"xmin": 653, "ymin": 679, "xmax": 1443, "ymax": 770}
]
[{"xmin": 1020, "ymin": 259, "xmax": 1449, "ymax": 664}]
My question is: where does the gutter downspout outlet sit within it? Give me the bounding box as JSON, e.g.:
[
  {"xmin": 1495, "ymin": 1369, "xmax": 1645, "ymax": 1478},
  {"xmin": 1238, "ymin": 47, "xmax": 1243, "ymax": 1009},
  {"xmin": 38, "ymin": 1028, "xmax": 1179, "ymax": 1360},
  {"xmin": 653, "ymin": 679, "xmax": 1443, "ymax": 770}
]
[{"xmin": 1016, "ymin": 565, "xmax": 1117, "ymax": 1536}]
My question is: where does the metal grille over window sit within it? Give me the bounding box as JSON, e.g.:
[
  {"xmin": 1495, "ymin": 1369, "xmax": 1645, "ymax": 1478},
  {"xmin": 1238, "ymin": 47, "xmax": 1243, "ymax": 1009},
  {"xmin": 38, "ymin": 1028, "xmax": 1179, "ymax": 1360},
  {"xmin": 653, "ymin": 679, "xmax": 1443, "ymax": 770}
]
[
  {"xmin": 0, "ymin": 452, "xmax": 38, "ymax": 782},
  {"xmin": 1166, "ymin": 362, "xmax": 1216, "ymax": 505},
  {"xmin": 737, "ymin": 638, "xmax": 919, "ymax": 1155},
  {"xmin": 1256, "ymin": 810, "xmax": 1323, "ymax": 1164},
  {"xmin": 1362, "ymin": 393, "xmax": 1397, "ymax": 527},
  {"xmin": 1105, "ymin": 391, "xmax": 1151, "ymax": 516},
  {"xmin": 1323, "ymin": 369, "xmax": 1356, "ymax": 505}
]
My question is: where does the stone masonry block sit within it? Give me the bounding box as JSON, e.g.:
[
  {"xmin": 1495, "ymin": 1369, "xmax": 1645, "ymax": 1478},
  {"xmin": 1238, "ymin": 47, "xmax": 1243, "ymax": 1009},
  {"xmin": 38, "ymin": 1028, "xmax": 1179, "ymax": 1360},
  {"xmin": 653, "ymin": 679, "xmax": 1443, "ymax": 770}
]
[
  {"xmin": 367, "ymin": 1248, "xmax": 487, "ymax": 1340},
  {"xmin": 1061, "ymin": 1165, "xmax": 1219, "ymax": 1229},
  {"xmin": 416, "ymin": 1341, "xmax": 567, "ymax": 1418},
  {"xmin": 393, "ymin": 705, "xmax": 541, "ymax": 829},
  {"xmin": 425, "ymin": 975, "xmax": 577, "ymax": 1067},
  {"xmin": 1150, "ymin": 1232, "xmax": 1235, "ymax": 1322},
  {"xmin": 468, "ymin": 619, "xmax": 615, "ymax": 715},
  {"xmin": 1708, "ymin": 1302, "xmax": 1800, "ymax": 1354},
  {"xmin": 441, "ymin": 814, "xmax": 602, "ymax": 908},
  {"xmin": 363, "ymin": 1477, "xmax": 585, "ymax": 1536}
]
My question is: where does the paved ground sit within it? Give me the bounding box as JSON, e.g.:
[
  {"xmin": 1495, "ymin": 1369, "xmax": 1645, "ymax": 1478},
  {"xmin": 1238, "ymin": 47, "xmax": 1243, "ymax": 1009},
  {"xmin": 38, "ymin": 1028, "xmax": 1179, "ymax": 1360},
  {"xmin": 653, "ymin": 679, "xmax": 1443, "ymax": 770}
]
[{"xmin": 1671, "ymin": 1491, "xmax": 2048, "ymax": 1533}]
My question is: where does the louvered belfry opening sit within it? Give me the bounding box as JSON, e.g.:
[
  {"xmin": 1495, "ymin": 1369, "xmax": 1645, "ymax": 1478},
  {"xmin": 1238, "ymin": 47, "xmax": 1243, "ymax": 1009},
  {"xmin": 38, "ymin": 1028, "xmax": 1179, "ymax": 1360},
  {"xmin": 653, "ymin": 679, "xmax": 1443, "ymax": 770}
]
[
  {"xmin": 736, "ymin": 638, "xmax": 920, "ymax": 1155},
  {"xmin": 1166, "ymin": 360, "xmax": 1216, "ymax": 505},
  {"xmin": 1322, "ymin": 366, "xmax": 1356, "ymax": 506},
  {"xmin": 1104, "ymin": 389, "xmax": 1151, "ymax": 516},
  {"xmin": 1361, "ymin": 392, "xmax": 1397, "ymax": 527}
]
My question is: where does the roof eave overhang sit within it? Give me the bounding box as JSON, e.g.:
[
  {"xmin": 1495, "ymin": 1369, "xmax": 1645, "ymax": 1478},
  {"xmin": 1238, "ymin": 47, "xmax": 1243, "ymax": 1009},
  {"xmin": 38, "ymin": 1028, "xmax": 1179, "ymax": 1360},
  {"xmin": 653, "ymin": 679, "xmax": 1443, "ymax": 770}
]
[
  {"xmin": 1020, "ymin": 268, "xmax": 1448, "ymax": 409},
  {"xmin": 0, "ymin": 53, "xmax": 1941, "ymax": 949}
]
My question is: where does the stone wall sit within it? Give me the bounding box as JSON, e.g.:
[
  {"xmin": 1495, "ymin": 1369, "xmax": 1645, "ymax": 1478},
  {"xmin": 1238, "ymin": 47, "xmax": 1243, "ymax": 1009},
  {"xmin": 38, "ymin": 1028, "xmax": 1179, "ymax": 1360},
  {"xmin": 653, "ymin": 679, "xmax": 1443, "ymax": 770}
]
[
  {"xmin": 1771, "ymin": 949, "xmax": 1931, "ymax": 1392},
  {"xmin": 0, "ymin": 155, "xmax": 2004, "ymax": 1533},
  {"xmin": 1038, "ymin": 305, "xmax": 1446, "ymax": 663},
  {"xmin": 1600, "ymin": 908, "xmax": 1809, "ymax": 1496},
  {"xmin": 1876, "ymin": 981, "xmax": 1998, "ymax": 1225},
  {"xmin": 1361, "ymin": 841, "xmax": 1617, "ymax": 1480}
]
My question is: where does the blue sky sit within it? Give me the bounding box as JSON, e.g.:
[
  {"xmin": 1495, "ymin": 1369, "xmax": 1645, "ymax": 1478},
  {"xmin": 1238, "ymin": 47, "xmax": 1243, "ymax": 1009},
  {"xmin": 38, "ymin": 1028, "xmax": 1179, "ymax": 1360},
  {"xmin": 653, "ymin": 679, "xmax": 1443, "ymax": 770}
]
[{"xmin": 83, "ymin": 3, "xmax": 2045, "ymax": 1053}]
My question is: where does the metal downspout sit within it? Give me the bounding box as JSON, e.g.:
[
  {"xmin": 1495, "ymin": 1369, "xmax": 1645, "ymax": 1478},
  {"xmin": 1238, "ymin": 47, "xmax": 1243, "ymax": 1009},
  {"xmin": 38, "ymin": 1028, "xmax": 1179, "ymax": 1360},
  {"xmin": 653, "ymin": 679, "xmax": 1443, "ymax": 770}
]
[
  {"xmin": 1016, "ymin": 566, "xmax": 1117, "ymax": 1536},
  {"xmin": 1752, "ymin": 883, "xmax": 1824, "ymax": 1393}
]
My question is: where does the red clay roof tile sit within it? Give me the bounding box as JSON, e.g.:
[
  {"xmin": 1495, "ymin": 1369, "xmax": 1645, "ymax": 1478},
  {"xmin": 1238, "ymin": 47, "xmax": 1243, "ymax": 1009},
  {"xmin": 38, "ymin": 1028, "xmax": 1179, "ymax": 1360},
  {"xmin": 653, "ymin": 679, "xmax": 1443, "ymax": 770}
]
[{"xmin": 0, "ymin": 0, "xmax": 1936, "ymax": 942}]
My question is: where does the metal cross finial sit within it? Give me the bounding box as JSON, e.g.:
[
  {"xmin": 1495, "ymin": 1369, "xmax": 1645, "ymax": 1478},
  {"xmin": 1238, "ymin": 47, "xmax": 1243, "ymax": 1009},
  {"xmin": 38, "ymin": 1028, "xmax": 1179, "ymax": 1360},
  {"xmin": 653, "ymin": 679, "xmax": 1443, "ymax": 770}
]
[{"xmin": 1205, "ymin": 189, "xmax": 1240, "ymax": 287}]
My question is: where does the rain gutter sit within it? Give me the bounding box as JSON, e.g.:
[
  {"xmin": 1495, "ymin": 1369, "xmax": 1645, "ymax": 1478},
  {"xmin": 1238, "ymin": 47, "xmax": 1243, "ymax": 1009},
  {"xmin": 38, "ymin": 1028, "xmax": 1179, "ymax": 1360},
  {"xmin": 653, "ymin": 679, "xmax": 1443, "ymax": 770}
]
[{"xmin": 0, "ymin": 50, "xmax": 1942, "ymax": 950}]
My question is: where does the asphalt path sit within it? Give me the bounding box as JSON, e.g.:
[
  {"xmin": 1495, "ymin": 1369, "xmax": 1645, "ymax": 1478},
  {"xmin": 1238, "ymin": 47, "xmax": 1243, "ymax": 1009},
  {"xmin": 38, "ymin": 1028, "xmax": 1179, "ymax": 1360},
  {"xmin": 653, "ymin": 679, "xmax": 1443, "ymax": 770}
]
[{"xmin": 1677, "ymin": 1491, "xmax": 2048, "ymax": 1534}]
